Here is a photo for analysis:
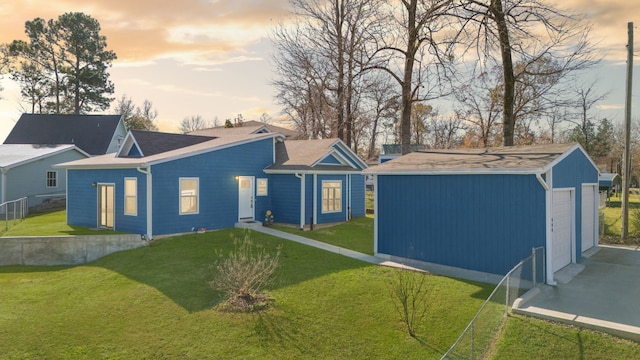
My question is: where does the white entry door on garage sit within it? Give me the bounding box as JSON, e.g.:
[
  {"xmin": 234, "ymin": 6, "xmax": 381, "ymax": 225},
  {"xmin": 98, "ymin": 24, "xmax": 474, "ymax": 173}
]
[
  {"xmin": 581, "ymin": 185, "xmax": 598, "ymax": 252},
  {"xmin": 552, "ymin": 189, "xmax": 573, "ymax": 272}
]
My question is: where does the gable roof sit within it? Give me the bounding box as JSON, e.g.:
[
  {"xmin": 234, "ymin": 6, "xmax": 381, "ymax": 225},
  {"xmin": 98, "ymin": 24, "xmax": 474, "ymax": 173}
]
[
  {"xmin": 189, "ymin": 121, "xmax": 298, "ymax": 138},
  {"xmin": 57, "ymin": 132, "xmax": 280, "ymax": 169},
  {"xmin": 0, "ymin": 144, "xmax": 88, "ymax": 169},
  {"xmin": 365, "ymin": 143, "xmax": 593, "ymax": 175},
  {"xmin": 4, "ymin": 114, "xmax": 123, "ymax": 156},
  {"xmin": 265, "ymin": 138, "xmax": 367, "ymax": 173},
  {"xmin": 119, "ymin": 130, "xmax": 214, "ymax": 157}
]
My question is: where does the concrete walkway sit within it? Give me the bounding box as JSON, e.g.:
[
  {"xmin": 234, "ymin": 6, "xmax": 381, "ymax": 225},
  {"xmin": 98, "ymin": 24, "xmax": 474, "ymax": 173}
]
[{"xmin": 513, "ymin": 245, "xmax": 640, "ymax": 341}]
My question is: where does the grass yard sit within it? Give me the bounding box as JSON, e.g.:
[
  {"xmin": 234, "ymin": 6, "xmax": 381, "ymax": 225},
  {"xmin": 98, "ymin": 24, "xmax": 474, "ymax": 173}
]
[
  {"xmin": 1, "ymin": 210, "xmax": 122, "ymax": 237},
  {"xmin": 600, "ymin": 190, "xmax": 640, "ymax": 245},
  {"xmin": 272, "ymin": 216, "xmax": 374, "ymax": 255},
  {"xmin": 0, "ymin": 228, "xmax": 493, "ymax": 359}
]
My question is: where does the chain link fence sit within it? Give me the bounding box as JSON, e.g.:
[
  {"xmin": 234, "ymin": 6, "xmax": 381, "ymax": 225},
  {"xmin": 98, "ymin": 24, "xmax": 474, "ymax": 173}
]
[
  {"xmin": 0, "ymin": 197, "xmax": 29, "ymax": 233},
  {"xmin": 441, "ymin": 246, "xmax": 545, "ymax": 360}
]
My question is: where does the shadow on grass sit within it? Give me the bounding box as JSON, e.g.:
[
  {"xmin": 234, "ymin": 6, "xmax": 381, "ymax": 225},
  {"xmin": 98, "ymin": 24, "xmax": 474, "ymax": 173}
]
[{"xmin": 89, "ymin": 229, "xmax": 371, "ymax": 313}]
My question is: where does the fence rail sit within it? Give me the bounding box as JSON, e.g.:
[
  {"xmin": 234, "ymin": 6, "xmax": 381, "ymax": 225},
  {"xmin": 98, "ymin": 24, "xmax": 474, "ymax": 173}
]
[
  {"xmin": 441, "ymin": 246, "xmax": 545, "ymax": 360},
  {"xmin": 0, "ymin": 197, "xmax": 29, "ymax": 232}
]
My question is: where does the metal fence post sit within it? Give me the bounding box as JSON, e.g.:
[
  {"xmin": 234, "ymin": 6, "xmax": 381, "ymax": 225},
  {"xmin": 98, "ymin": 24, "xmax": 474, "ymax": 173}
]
[
  {"xmin": 505, "ymin": 274, "xmax": 510, "ymax": 316},
  {"xmin": 471, "ymin": 322, "xmax": 475, "ymax": 360},
  {"xmin": 532, "ymin": 247, "xmax": 537, "ymax": 287}
]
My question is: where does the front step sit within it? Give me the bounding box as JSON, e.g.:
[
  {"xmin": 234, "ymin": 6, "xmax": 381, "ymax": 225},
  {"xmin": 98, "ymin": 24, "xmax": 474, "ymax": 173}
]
[{"xmin": 234, "ymin": 220, "xmax": 263, "ymax": 230}]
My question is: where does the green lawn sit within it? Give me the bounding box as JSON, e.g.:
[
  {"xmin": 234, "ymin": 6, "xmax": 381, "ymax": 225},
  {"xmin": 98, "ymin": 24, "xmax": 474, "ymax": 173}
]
[
  {"xmin": 272, "ymin": 216, "xmax": 374, "ymax": 255},
  {"xmin": 600, "ymin": 190, "xmax": 640, "ymax": 245},
  {"xmin": 2, "ymin": 213, "xmax": 640, "ymax": 358},
  {"xmin": 1, "ymin": 210, "xmax": 123, "ymax": 237},
  {"xmin": 0, "ymin": 229, "xmax": 492, "ymax": 359}
]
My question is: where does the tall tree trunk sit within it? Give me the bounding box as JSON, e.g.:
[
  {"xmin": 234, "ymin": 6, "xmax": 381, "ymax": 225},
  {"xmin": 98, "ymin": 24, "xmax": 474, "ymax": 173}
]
[
  {"xmin": 335, "ymin": 0, "xmax": 346, "ymax": 143},
  {"xmin": 491, "ymin": 0, "xmax": 515, "ymax": 146},
  {"xmin": 400, "ymin": 0, "xmax": 418, "ymax": 155}
]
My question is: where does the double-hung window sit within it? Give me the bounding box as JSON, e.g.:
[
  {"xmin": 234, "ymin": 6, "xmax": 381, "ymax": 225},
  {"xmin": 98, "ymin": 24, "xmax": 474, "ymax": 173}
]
[
  {"xmin": 124, "ymin": 178, "xmax": 137, "ymax": 216},
  {"xmin": 322, "ymin": 181, "xmax": 342, "ymax": 213},
  {"xmin": 180, "ymin": 178, "xmax": 199, "ymax": 214},
  {"xmin": 46, "ymin": 170, "xmax": 57, "ymax": 188}
]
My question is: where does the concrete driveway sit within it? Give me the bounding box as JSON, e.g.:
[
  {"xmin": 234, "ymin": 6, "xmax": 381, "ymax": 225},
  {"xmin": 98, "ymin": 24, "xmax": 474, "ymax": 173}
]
[{"xmin": 513, "ymin": 245, "xmax": 640, "ymax": 341}]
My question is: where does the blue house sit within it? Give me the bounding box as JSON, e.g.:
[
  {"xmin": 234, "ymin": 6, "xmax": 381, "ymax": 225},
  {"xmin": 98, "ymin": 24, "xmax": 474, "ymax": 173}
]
[
  {"xmin": 364, "ymin": 143, "xmax": 599, "ymax": 284},
  {"xmin": 57, "ymin": 130, "xmax": 366, "ymax": 238}
]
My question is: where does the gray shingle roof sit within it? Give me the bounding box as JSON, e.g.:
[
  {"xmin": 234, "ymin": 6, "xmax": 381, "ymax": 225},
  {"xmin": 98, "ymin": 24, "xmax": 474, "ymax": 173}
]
[
  {"xmin": 366, "ymin": 143, "xmax": 579, "ymax": 174},
  {"xmin": 266, "ymin": 139, "xmax": 358, "ymax": 172},
  {"xmin": 0, "ymin": 144, "xmax": 84, "ymax": 169},
  {"xmin": 129, "ymin": 130, "xmax": 214, "ymax": 157},
  {"xmin": 190, "ymin": 121, "xmax": 299, "ymax": 138},
  {"xmin": 4, "ymin": 114, "xmax": 123, "ymax": 155}
]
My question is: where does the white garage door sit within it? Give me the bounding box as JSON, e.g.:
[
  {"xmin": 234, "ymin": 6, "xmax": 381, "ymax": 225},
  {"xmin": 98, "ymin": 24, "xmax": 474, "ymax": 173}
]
[
  {"xmin": 582, "ymin": 185, "xmax": 597, "ymax": 252},
  {"xmin": 552, "ymin": 190, "xmax": 573, "ymax": 272}
]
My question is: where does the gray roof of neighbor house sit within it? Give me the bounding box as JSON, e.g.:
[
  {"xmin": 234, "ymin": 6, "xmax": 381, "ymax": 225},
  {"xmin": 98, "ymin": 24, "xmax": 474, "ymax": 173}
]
[
  {"xmin": 4, "ymin": 114, "xmax": 123, "ymax": 156},
  {"xmin": 365, "ymin": 143, "xmax": 587, "ymax": 174},
  {"xmin": 190, "ymin": 120, "xmax": 299, "ymax": 138},
  {"xmin": 0, "ymin": 144, "xmax": 87, "ymax": 169},
  {"xmin": 266, "ymin": 139, "xmax": 366, "ymax": 172},
  {"xmin": 128, "ymin": 130, "xmax": 214, "ymax": 157}
]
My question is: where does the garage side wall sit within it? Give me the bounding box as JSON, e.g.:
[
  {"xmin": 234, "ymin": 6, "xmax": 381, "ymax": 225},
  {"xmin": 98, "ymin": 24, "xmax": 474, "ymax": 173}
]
[
  {"xmin": 552, "ymin": 148, "xmax": 599, "ymax": 255},
  {"xmin": 377, "ymin": 174, "xmax": 546, "ymax": 275}
]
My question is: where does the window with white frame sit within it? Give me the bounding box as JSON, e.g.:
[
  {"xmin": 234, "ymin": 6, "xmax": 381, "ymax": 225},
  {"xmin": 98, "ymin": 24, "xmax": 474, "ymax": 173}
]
[
  {"xmin": 322, "ymin": 181, "xmax": 342, "ymax": 213},
  {"xmin": 257, "ymin": 178, "xmax": 268, "ymax": 196},
  {"xmin": 124, "ymin": 178, "xmax": 137, "ymax": 216},
  {"xmin": 46, "ymin": 170, "xmax": 57, "ymax": 188},
  {"xmin": 180, "ymin": 178, "xmax": 199, "ymax": 214}
]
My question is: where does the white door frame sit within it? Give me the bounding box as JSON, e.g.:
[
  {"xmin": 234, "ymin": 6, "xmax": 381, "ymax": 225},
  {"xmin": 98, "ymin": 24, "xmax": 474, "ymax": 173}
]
[
  {"xmin": 97, "ymin": 183, "xmax": 115, "ymax": 229},
  {"xmin": 238, "ymin": 176, "xmax": 255, "ymax": 221},
  {"xmin": 550, "ymin": 188, "xmax": 575, "ymax": 275}
]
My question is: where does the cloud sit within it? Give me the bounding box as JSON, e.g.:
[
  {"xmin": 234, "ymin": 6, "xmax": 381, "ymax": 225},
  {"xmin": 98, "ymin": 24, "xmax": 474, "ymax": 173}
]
[{"xmin": 598, "ymin": 104, "xmax": 625, "ymax": 110}]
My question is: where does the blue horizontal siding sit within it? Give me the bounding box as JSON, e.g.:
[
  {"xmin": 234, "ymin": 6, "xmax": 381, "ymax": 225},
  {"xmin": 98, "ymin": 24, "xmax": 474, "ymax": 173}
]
[
  {"xmin": 151, "ymin": 138, "xmax": 274, "ymax": 235},
  {"xmin": 552, "ymin": 148, "xmax": 599, "ymax": 255},
  {"xmin": 316, "ymin": 175, "xmax": 347, "ymax": 224},
  {"xmin": 350, "ymin": 174, "xmax": 365, "ymax": 217},
  {"xmin": 67, "ymin": 169, "xmax": 147, "ymax": 234},
  {"xmin": 319, "ymin": 154, "xmax": 342, "ymax": 165},
  {"xmin": 377, "ymin": 174, "xmax": 546, "ymax": 275},
  {"xmin": 269, "ymin": 174, "xmax": 301, "ymax": 225}
]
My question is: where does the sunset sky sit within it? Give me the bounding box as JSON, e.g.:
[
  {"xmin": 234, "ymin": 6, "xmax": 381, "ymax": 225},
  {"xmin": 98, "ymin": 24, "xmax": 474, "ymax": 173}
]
[{"xmin": 0, "ymin": 0, "xmax": 637, "ymax": 141}]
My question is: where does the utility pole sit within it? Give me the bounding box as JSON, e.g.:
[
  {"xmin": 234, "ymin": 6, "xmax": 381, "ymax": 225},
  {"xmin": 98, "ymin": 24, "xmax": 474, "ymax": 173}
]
[{"xmin": 622, "ymin": 22, "xmax": 633, "ymax": 239}]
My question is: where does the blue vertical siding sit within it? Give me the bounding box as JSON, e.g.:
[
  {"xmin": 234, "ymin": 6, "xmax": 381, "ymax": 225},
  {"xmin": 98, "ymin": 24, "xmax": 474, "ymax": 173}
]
[
  {"xmin": 151, "ymin": 138, "xmax": 274, "ymax": 235},
  {"xmin": 319, "ymin": 155, "xmax": 342, "ymax": 165},
  {"xmin": 350, "ymin": 174, "xmax": 366, "ymax": 217},
  {"xmin": 333, "ymin": 146, "xmax": 365, "ymax": 170},
  {"xmin": 377, "ymin": 174, "xmax": 546, "ymax": 275},
  {"xmin": 316, "ymin": 174, "xmax": 347, "ymax": 223},
  {"xmin": 269, "ymin": 174, "xmax": 301, "ymax": 225},
  {"xmin": 67, "ymin": 168, "xmax": 147, "ymax": 234},
  {"xmin": 552, "ymin": 148, "xmax": 599, "ymax": 255}
]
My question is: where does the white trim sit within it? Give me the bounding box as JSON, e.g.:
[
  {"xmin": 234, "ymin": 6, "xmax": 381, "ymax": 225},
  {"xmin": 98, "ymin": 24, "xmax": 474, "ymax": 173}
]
[
  {"xmin": 116, "ymin": 131, "xmax": 143, "ymax": 157},
  {"xmin": 1, "ymin": 169, "xmax": 6, "ymax": 204},
  {"xmin": 237, "ymin": 176, "xmax": 255, "ymax": 221},
  {"xmin": 545, "ymin": 169, "xmax": 554, "ymax": 284},
  {"xmin": 295, "ymin": 173, "xmax": 305, "ymax": 229},
  {"xmin": 4, "ymin": 145, "xmax": 89, "ymax": 170},
  {"xmin": 179, "ymin": 177, "xmax": 199, "ymax": 215},
  {"xmin": 264, "ymin": 169, "xmax": 362, "ymax": 175},
  {"xmin": 332, "ymin": 139, "xmax": 368, "ymax": 170},
  {"xmin": 581, "ymin": 183, "xmax": 599, "ymax": 253},
  {"xmin": 45, "ymin": 170, "xmax": 58, "ymax": 188},
  {"xmin": 124, "ymin": 177, "xmax": 138, "ymax": 216},
  {"xmin": 313, "ymin": 173, "xmax": 318, "ymax": 225},
  {"xmin": 96, "ymin": 182, "xmax": 116, "ymax": 230},
  {"xmin": 321, "ymin": 180, "xmax": 342, "ymax": 214},
  {"xmin": 136, "ymin": 166, "xmax": 153, "ymax": 240},
  {"xmin": 551, "ymin": 187, "xmax": 576, "ymax": 275},
  {"xmin": 373, "ymin": 174, "xmax": 378, "ymax": 254}
]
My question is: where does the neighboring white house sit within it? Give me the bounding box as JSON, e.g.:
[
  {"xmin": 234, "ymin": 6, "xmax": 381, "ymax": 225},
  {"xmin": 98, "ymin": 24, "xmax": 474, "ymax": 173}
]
[{"xmin": 0, "ymin": 144, "xmax": 89, "ymax": 206}]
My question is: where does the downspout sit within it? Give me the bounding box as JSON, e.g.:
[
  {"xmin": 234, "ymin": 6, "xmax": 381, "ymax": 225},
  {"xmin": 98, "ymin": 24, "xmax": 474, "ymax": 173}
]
[
  {"xmin": 373, "ymin": 174, "xmax": 378, "ymax": 255},
  {"xmin": 538, "ymin": 170, "xmax": 555, "ymax": 285},
  {"xmin": 295, "ymin": 173, "xmax": 305, "ymax": 230},
  {"xmin": 137, "ymin": 166, "xmax": 153, "ymax": 240},
  {"xmin": 1, "ymin": 168, "xmax": 7, "ymax": 204}
]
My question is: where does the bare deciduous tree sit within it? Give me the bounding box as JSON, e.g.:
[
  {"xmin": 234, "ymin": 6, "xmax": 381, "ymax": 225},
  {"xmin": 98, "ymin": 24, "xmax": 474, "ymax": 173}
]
[{"xmin": 179, "ymin": 115, "xmax": 211, "ymax": 134}]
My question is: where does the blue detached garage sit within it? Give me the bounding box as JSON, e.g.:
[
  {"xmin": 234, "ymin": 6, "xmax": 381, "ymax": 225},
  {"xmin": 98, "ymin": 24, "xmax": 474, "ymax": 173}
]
[{"xmin": 365, "ymin": 143, "xmax": 599, "ymax": 284}]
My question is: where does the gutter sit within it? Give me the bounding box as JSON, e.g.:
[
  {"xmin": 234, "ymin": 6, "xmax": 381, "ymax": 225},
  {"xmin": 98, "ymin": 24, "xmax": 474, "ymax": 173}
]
[{"xmin": 136, "ymin": 166, "xmax": 153, "ymax": 240}]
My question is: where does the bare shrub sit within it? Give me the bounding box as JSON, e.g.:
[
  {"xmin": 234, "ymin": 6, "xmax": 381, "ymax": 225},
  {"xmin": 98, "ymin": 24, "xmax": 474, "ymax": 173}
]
[
  {"xmin": 210, "ymin": 230, "xmax": 281, "ymax": 312},
  {"xmin": 388, "ymin": 268, "xmax": 430, "ymax": 337}
]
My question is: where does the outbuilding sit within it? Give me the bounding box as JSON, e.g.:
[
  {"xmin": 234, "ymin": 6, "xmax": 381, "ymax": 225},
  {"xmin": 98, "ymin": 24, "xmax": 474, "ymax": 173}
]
[{"xmin": 365, "ymin": 143, "xmax": 599, "ymax": 284}]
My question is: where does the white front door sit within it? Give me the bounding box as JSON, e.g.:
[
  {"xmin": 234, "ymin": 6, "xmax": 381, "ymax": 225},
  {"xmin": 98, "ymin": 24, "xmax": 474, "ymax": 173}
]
[
  {"xmin": 582, "ymin": 185, "xmax": 597, "ymax": 252},
  {"xmin": 552, "ymin": 190, "xmax": 573, "ymax": 272},
  {"xmin": 238, "ymin": 176, "xmax": 255, "ymax": 221},
  {"xmin": 98, "ymin": 184, "xmax": 115, "ymax": 229}
]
